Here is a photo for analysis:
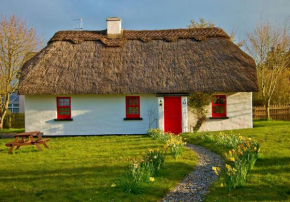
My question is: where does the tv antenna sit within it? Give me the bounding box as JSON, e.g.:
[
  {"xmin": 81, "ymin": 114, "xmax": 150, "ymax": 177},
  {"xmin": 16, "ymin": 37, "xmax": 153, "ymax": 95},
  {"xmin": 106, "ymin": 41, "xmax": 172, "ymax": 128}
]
[{"xmin": 73, "ymin": 18, "xmax": 83, "ymax": 30}]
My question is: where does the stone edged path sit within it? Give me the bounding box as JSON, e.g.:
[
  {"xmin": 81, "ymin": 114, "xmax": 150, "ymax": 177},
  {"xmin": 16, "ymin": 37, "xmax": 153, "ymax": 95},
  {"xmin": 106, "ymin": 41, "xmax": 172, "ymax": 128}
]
[{"xmin": 161, "ymin": 143, "xmax": 224, "ymax": 202}]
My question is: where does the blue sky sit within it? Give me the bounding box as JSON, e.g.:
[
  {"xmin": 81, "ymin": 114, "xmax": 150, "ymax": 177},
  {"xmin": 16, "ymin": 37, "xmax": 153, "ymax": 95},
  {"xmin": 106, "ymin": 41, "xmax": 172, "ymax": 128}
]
[{"xmin": 1, "ymin": 0, "xmax": 289, "ymax": 43}]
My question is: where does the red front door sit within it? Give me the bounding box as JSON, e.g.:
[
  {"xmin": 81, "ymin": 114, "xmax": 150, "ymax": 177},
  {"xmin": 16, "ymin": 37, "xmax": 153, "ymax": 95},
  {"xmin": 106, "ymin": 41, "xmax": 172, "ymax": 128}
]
[{"xmin": 164, "ymin": 97, "xmax": 182, "ymax": 135}]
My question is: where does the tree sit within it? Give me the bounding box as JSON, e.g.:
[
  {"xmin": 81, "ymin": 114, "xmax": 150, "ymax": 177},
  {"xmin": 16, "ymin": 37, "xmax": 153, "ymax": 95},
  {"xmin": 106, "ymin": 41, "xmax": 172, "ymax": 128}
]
[
  {"xmin": 187, "ymin": 18, "xmax": 243, "ymax": 47},
  {"xmin": 245, "ymin": 20, "xmax": 290, "ymax": 119},
  {"xmin": 187, "ymin": 18, "xmax": 215, "ymax": 29},
  {"xmin": 0, "ymin": 15, "xmax": 41, "ymax": 129}
]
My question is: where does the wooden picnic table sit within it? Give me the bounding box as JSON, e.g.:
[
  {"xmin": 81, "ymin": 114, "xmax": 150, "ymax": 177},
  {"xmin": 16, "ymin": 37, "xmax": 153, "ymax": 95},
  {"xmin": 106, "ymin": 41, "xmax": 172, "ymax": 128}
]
[{"xmin": 5, "ymin": 131, "xmax": 50, "ymax": 154}]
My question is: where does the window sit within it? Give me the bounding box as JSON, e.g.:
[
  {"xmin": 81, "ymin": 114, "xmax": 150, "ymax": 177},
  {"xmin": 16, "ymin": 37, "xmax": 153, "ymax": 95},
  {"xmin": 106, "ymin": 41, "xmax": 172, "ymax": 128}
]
[
  {"xmin": 212, "ymin": 95, "xmax": 227, "ymax": 118},
  {"xmin": 8, "ymin": 103, "xmax": 20, "ymax": 113},
  {"xmin": 126, "ymin": 96, "xmax": 140, "ymax": 118},
  {"xmin": 57, "ymin": 97, "xmax": 71, "ymax": 119}
]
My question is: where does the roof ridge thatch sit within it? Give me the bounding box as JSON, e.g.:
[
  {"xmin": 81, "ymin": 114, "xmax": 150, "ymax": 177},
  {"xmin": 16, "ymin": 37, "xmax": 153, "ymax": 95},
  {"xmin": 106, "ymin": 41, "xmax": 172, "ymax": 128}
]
[{"xmin": 48, "ymin": 27, "xmax": 229, "ymax": 47}]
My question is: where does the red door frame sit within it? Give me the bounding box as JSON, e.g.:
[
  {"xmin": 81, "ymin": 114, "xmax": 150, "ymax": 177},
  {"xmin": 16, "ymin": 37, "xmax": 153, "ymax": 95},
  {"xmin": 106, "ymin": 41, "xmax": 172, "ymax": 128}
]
[{"xmin": 164, "ymin": 97, "xmax": 182, "ymax": 135}]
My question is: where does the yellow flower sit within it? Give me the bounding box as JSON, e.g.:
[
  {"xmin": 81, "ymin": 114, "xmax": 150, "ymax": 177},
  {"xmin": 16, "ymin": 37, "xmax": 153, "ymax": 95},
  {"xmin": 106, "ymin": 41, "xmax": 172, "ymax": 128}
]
[
  {"xmin": 184, "ymin": 138, "xmax": 187, "ymax": 140},
  {"xmin": 212, "ymin": 166, "xmax": 217, "ymax": 171},
  {"xmin": 220, "ymin": 183, "xmax": 224, "ymax": 188},
  {"xmin": 253, "ymin": 147, "xmax": 257, "ymax": 152},
  {"xmin": 232, "ymin": 168, "xmax": 237, "ymax": 173},
  {"xmin": 133, "ymin": 163, "xmax": 138, "ymax": 168},
  {"xmin": 214, "ymin": 170, "xmax": 219, "ymax": 175},
  {"xmin": 229, "ymin": 157, "xmax": 235, "ymax": 162},
  {"xmin": 247, "ymin": 138, "xmax": 252, "ymax": 141},
  {"xmin": 149, "ymin": 177, "xmax": 155, "ymax": 182},
  {"xmin": 149, "ymin": 148, "xmax": 153, "ymax": 153},
  {"xmin": 163, "ymin": 145, "xmax": 168, "ymax": 149},
  {"xmin": 225, "ymin": 164, "xmax": 232, "ymax": 171},
  {"xmin": 111, "ymin": 183, "xmax": 116, "ymax": 187}
]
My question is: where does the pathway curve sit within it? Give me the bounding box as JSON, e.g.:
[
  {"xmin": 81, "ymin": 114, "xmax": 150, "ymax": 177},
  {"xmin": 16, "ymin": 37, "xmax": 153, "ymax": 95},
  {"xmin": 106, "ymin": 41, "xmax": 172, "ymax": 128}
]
[{"xmin": 161, "ymin": 143, "xmax": 224, "ymax": 202}]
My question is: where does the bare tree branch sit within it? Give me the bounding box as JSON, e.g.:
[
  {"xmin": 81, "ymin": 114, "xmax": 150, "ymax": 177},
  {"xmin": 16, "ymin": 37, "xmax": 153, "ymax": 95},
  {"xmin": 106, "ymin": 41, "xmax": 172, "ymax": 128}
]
[{"xmin": 0, "ymin": 15, "xmax": 42, "ymax": 129}]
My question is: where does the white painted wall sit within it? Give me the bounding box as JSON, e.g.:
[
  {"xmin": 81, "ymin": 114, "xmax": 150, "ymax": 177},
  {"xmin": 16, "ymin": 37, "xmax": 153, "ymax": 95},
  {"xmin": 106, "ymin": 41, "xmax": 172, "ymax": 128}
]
[
  {"xmin": 25, "ymin": 92, "xmax": 253, "ymax": 135},
  {"xmin": 188, "ymin": 92, "xmax": 253, "ymax": 132},
  {"xmin": 25, "ymin": 94, "xmax": 158, "ymax": 136}
]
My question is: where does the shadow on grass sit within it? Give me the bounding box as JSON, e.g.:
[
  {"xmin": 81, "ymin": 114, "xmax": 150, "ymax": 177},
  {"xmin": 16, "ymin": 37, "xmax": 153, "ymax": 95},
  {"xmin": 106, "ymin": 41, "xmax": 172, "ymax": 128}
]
[
  {"xmin": 255, "ymin": 157, "xmax": 290, "ymax": 167},
  {"xmin": 209, "ymin": 185, "xmax": 290, "ymax": 202},
  {"xmin": 0, "ymin": 165, "xmax": 126, "ymax": 182}
]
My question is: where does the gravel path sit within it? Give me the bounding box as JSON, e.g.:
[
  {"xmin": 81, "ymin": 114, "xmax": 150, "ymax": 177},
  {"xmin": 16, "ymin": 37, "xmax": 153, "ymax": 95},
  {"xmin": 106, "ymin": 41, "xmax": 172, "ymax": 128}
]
[{"xmin": 161, "ymin": 143, "xmax": 224, "ymax": 202}]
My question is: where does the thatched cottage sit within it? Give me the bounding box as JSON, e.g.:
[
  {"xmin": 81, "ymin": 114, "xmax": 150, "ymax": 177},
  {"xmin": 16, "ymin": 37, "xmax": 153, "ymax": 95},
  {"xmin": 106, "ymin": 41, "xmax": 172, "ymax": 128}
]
[{"xmin": 19, "ymin": 17, "xmax": 258, "ymax": 136}]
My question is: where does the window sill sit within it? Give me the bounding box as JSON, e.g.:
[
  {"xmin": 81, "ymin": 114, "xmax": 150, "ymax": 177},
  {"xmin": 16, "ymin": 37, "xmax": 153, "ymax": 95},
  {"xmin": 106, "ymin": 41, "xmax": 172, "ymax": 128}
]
[
  {"xmin": 124, "ymin": 118, "xmax": 143, "ymax": 121},
  {"xmin": 54, "ymin": 119, "xmax": 73, "ymax": 121},
  {"xmin": 209, "ymin": 117, "xmax": 229, "ymax": 119}
]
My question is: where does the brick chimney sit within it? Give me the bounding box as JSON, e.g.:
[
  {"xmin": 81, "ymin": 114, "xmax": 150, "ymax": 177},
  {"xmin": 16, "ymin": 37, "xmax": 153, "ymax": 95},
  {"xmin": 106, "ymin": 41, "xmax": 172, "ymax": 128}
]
[{"xmin": 106, "ymin": 17, "xmax": 122, "ymax": 38}]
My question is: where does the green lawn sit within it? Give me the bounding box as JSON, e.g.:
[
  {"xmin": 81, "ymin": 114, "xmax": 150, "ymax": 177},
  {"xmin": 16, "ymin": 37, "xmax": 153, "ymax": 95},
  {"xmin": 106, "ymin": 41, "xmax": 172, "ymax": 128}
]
[
  {"xmin": 182, "ymin": 120, "xmax": 290, "ymax": 202},
  {"xmin": 1, "ymin": 128, "xmax": 25, "ymax": 134},
  {"xmin": 0, "ymin": 135, "xmax": 197, "ymax": 202}
]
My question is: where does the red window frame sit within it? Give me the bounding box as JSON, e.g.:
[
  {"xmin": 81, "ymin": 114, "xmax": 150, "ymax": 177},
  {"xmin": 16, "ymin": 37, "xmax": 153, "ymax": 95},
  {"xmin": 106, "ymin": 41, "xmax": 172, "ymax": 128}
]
[
  {"xmin": 126, "ymin": 96, "xmax": 140, "ymax": 118},
  {"xmin": 56, "ymin": 97, "xmax": 71, "ymax": 119},
  {"xmin": 212, "ymin": 95, "xmax": 227, "ymax": 118}
]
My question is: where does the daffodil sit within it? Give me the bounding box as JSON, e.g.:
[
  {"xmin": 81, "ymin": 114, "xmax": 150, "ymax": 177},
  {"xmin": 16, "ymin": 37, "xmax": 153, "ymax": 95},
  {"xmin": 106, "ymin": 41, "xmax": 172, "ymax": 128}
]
[{"xmin": 229, "ymin": 157, "xmax": 235, "ymax": 162}]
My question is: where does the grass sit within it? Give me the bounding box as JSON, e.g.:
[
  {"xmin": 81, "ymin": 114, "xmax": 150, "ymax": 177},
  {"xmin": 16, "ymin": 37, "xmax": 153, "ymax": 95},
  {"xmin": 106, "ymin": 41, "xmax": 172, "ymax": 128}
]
[
  {"xmin": 0, "ymin": 135, "xmax": 197, "ymax": 202},
  {"xmin": 0, "ymin": 128, "xmax": 25, "ymax": 134},
  {"xmin": 182, "ymin": 120, "xmax": 290, "ymax": 202}
]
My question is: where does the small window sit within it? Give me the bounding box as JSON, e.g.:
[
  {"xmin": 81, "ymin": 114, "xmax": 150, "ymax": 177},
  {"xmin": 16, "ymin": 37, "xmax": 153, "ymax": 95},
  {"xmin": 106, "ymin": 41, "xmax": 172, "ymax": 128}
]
[
  {"xmin": 212, "ymin": 95, "xmax": 226, "ymax": 118},
  {"xmin": 57, "ymin": 97, "xmax": 71, "ymax": 119},
  {"xmin": 126, "ymin": 96, "xmax": 140, "ymax": 118}
]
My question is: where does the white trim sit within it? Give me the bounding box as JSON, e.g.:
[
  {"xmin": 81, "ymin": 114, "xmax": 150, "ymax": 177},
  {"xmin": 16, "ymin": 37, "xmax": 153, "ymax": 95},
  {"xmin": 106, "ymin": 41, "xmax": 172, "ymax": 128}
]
[
  {"xmin": 157, "ymin": 97, "xmax": 164, "ymax": 131},
  {"xmin": 182, "ymin": 96, "xmax": 188, "ymax": 132}
]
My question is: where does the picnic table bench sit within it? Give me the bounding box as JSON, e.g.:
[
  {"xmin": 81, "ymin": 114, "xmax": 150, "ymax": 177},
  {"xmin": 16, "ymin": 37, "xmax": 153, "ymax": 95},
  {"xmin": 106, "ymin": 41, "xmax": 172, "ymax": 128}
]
[{"xmin": 5, "ymin": 131, "xmax": 50, "ymax": 154}]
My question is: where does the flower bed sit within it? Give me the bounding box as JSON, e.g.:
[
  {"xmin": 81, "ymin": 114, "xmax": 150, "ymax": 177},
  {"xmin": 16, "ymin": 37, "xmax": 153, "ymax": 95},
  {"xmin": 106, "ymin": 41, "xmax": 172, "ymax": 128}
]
[
  {"xmin": 120, "ymin": 129, "xmax": 187, "ymax": 193},
  {"xmin": 147, "ymin": 129, "xmax": 187, "ymax": 159},
  {"xmin": 184, "ymin": 131, "xmax": 260, "ymax": 190}
]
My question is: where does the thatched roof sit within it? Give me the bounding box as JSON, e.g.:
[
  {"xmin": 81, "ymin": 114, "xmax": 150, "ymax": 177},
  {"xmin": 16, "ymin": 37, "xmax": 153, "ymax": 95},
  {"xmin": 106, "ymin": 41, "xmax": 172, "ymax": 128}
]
[{"xmin": 19, "ymin": 28, "xmax": 258, "ymax": 95}]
